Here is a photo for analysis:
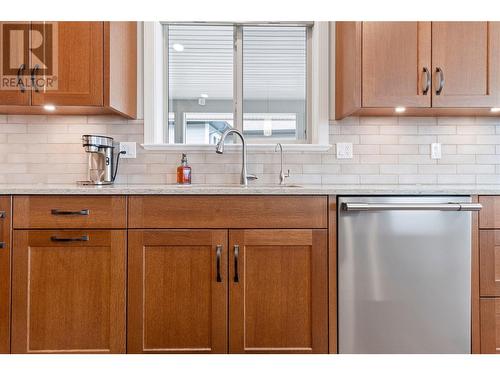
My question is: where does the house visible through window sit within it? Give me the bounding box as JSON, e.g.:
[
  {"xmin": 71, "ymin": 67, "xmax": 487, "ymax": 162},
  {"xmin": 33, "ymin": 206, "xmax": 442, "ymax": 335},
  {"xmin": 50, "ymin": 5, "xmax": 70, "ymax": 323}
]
[{"xmin": 164, "ymin": 23, "xmax": 309, "ymax": 145}]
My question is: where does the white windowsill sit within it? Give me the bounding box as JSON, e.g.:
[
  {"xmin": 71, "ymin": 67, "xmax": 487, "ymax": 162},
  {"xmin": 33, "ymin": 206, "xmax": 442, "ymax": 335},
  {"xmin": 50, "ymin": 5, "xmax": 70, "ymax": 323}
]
[{"xmin": 142, "ymin": 143, "xmax": 332, "ymax": 152}]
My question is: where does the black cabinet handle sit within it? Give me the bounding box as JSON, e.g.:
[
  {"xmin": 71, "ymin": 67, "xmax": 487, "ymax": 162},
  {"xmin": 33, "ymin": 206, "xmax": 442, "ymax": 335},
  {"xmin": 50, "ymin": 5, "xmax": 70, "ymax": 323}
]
[
  {"xmin": 0, "ymin": 211, "xmax": 5, "ymax": 219},
  {"xmin": 50, "ymin": 235, "xmax": 89, "ymax": 242},
  {"xmin": 233, "ymin": 244, "xmax": 240, "ymax": 283},
  {"xmin": 435, "ymin": 67, "xmax": 445, "ymax": 95},
  {"xmin": 216, "ymin": 245, "xmax": 222, "ymax": 282},
  {"xmin": 0, "ymin": 242, "xmax": 5, "ymax": 249},
  {"xmin": 51, "ymin": 209, "xmax": 89, "ymax": 216},
  {"xmin": 422, "ymin": 67, "xmax": 431, "ymax": 95},
  {"xmin": 17, "ymin": 64, "xmax": 26, "ymax": 93}
]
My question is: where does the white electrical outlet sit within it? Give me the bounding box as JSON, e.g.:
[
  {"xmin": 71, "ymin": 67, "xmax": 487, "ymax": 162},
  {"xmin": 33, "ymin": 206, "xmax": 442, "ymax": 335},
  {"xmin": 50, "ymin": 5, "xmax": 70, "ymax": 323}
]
[
  {"xmin": 119, "ymin": 142, "xmax": 137, "ymax": 158},
  {"xmin": 431, "ymin": 143, "xmax": 442, "ymax": 159},
  {"xmin": 336, "ymin": 143, "xmax": 353, "ymax": 159}
]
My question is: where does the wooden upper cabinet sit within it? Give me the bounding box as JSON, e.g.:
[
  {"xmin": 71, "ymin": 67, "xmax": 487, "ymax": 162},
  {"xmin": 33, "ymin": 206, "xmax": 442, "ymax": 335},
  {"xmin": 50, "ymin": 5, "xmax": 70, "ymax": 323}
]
[
  {"xmin": 480, "ymin": 298, "xmax": 500, "ymax": 353},
  {"xmin": 0, "ymin": 197, "xmax": 11, "ymax": 353},
  {"xmin": 128, "ymin": 230, "xmax": 228, "ymax": 354},
  {"xmin": 0, "ymin": 22, "xmax": 31, "ymax": 106},
  {"xmin": 335, "ymin": 21, "xmax": 500, "ymax": 119},
  {"xmin": 229, "ymin": 229, "xmax": 328, "ymax": 353},
  {"xmin": 432, "ymin": 22, "xmax": 500, "ymax": 108},
  {"xmin": 11, "ymin": 230, "xmax": 126, "ymax": 353},
  {"xmin": 0, "ymin": 21, "xmax": 136, "ymax": 118},
  {"xmin": 362, "ymin": 22, "xmax": 431, "ymax": 108},
  {"xmin": 31, "ymin": 22, "xmax": 103, "ymax": 107}
]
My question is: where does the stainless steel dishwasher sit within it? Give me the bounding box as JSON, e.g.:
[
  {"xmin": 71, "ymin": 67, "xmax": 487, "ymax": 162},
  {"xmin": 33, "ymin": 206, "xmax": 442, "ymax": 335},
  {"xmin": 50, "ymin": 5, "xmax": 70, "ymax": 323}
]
[{"xmin": 338, "ymin": 196, "xmax": 481, "ymax": 354}]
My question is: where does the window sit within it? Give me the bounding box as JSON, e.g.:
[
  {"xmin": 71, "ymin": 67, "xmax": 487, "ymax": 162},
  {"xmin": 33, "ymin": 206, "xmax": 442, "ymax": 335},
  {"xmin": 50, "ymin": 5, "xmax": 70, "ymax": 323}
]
[
  {"xmin": 143, "ymin": 22, "xmax": 330, "ymax": 150},
  {"xmin": 164, "ymin": 23, "xmax": 309, "ymax": 144}
]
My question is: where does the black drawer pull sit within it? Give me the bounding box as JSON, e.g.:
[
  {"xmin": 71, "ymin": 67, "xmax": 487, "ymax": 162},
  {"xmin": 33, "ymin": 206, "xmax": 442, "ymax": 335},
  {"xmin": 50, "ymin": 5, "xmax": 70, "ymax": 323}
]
[
  {"xmin": 233, "ymin": 244, "xmax": 240, "ymax": 283},
  {"xmin": 0, "ymin": 242, "xmax": 5, "ymax": 249},
  {"xmin": 0, "ymin": 211, "xmax": 5, "ymax": 219},
  {"xmin": 216, "ymin": 245, "xmax": 222, "ymax": 282},
  {"xmin": 51, "ymin": 209, "xmax": 89, "ymax": 216},
  {"xmin": 50, "ymin": 235, "xmax": 89, "ymax": 242}
]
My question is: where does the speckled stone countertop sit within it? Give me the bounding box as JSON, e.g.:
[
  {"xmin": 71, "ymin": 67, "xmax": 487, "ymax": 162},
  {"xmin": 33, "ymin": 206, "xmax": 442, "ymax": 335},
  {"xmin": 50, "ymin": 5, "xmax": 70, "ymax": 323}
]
[{"xmin": 0, "ymin": 183, "xmax": 499, "ymax": 195}]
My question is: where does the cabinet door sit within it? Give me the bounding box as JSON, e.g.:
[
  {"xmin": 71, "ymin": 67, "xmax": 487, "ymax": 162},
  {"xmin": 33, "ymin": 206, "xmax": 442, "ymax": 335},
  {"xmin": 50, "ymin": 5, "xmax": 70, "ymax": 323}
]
[
  {"xmin": 432, "ymin": 22, "xmax": 500, "ymax": 107},
  {"xmin": 229, "ymin": 229, "xmax": 328, "ymax": 353},
  {"xmin": 362, "ymin": 22, "xmax": 431, "ymax": 108},
  {"xmin": 11, "ymin": 230, "xmax": 126, "ymax": 353},
  {"xmin": 0, "ymin": 22, "xmax": 31, "ymax": 105},
  {"xmin": 31, "ymin": 22, "xmax": 103, "ymax": 107},
  {"xmin": 480, "ymin": 231, "xmax": 500, "ymax": 296},
  {"xmin": 480, "ymin": 298, "xmax": 500, "ymax": 353},
  {"xmin": 0, "ymin": 197, "xmax": 11, "ymax": 353},
  {"xmin": 128, "ymin": 230, "xmax": 228, "ymax": 353}
]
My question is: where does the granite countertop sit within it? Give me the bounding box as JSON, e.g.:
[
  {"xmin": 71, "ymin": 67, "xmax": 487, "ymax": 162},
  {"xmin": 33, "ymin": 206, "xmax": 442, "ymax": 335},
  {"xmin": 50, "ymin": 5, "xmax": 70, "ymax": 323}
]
[{"xmin": 0, "ymin": 183, "xmax": 499, "ymax": 195}]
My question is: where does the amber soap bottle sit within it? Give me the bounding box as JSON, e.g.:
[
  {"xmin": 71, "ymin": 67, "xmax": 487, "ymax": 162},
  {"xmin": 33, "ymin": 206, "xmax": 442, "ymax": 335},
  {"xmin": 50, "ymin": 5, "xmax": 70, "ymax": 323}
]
[{"xmin": 176, "ymin": 153, "xmax": 192, "ymax": 184}]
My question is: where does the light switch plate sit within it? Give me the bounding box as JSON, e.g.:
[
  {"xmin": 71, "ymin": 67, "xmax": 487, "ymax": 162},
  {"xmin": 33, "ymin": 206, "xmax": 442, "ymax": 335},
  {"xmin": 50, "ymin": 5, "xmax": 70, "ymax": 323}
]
[
  {"xmin": 431, "ymin": 143, "xmax": 442, "ymax": 159},
  {"xmin": 337, "ymin": 142, "xmax": 353, "ymax": 159},
  {"xmin": 119, "ymin": 142, "xmax": 137, "ymax": 158}
]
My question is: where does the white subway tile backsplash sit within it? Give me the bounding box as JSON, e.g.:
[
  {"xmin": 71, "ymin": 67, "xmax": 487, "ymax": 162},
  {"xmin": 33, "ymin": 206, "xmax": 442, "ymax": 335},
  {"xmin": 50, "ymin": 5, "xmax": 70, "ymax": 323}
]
[{"xmin": 2, "ymin": 115, "xmax": 500, "ymax": 185}]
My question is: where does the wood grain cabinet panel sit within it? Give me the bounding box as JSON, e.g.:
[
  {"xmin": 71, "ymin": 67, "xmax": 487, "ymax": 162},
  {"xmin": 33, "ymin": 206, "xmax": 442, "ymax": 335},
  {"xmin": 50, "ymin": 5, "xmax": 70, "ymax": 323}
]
[
  {"xmin": 127, "ymin": 230, "xmax": 228, "ymax": 353},
  {"xmin": 480, "ymin": 230, "xmax": 500, "ymax": 296},
  {"xmin": 479, "ymin": 196, "xmax": 500, "ymax": 229},
  {"xmin": 0, "ymin": 197, "xmax": 11, "ymax": 353},
  {"xmin": 11, "ymin": 230, "xmax": 126, "ymax": 353},
  {"xmin": 31, "ymin": 22, "xmax": 103, "ymax": 107},
  {"xmin": 480, "ymin": 298, "xmax": 500, "ymax": 354},
  {"xmin": 362, "ymin": 22, "xmax": 431, "ymax": 108},
  {"xmin": 229, "ymin": 229, "xmax": 328, "ymax": 353},
  {"xmin": 13, "ymin": 195, "xmax": 126, "ymax": 229},
  {"xmin": 128, "ymin": 196, "xmax": 327, "ymax": 229},
  {"xmin": 432, "ymin": 22, "xmax": 500, "ymax": 108},
  {"xmin": 0, "ymin": 22, "xmax": 31, "ymax": 106}
]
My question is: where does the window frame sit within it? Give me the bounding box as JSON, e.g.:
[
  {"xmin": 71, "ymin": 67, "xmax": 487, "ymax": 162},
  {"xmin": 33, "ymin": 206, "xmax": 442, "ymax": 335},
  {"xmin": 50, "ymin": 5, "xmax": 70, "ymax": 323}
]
[{"xmin": 142, "ymin": 21, "xmax": 331, "ymax": 151}]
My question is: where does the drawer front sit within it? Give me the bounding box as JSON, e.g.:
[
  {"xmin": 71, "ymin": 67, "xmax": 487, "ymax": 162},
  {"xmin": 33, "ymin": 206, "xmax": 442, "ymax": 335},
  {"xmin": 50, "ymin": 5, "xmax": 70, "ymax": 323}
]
[
  {"xmin": 128, "ymin": 196, "xmax": 328, "ymax": 229},
  {"xmin": 479, "ymin": 196, "xmax": 500, "ymax": 229},
  {"xmin": 13, "ymin": 196, "xmax": 126, "ymax": 229},
  {"xmin": 480, "ymin": 230, "xmax": 500, "ymax": 296},
  {"xmin": 0, "ymin": 197, "xmax": 11, "ymax": 353},
  {"xmin": 480, "ymin": 298, "xmax": 500, "ymax": 354}
]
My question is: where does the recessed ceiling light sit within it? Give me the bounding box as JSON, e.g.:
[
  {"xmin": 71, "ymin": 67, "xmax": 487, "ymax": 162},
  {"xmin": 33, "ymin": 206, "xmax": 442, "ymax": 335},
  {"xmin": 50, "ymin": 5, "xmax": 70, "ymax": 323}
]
[
  {"xmin": 395, "ymin": 106, "xmax": 406, "ymax": 113},
  {"xmin": 200, "ymin": 93, "xmax": 208, "ymax": 98},
  {"xmin": 172, "ymin": 43, "xmax": 184, "ymax": 52},
  {"xmin": 490, "ymin": 107, "xmax": 500, "ymax": 113},
  {"xmin": 43, "ymin": 104, "xmax": 56, "ymax": 111}
]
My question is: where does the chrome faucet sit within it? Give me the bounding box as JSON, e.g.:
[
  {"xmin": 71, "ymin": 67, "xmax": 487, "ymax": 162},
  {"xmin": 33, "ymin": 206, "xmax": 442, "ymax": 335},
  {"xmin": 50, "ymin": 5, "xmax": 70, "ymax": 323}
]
[
  {"xmin": 275, "ymin": 143, "xmax": 290, "ymax": 185},
  {"xmin": 216, "ymin": 129, "xmax": 257, "ymax": 186}
]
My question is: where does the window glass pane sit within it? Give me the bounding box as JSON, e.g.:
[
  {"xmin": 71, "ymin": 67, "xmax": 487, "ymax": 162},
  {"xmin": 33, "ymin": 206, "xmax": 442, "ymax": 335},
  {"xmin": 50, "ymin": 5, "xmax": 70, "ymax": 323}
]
[
  {"xmin": 167, "ymin": 25, "xmax": 234, "ymax": 144},
  {"xmin": 242, "ymin": 26, "xmax": 307, "ymax": 141}
]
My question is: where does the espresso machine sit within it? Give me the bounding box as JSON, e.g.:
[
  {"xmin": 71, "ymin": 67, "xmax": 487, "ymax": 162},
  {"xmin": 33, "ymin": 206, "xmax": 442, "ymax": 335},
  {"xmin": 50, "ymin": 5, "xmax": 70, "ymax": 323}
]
[{"xmin": 79, "ymin": 135, "xmax": 124, "ymax": 185}]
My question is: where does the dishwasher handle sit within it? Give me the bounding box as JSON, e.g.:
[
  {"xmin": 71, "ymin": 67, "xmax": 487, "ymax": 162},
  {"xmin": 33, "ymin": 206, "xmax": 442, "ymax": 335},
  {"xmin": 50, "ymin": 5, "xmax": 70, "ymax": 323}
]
[{"xmin": 342, "ymin": 202, "xmax": 482, "ymax": 212}]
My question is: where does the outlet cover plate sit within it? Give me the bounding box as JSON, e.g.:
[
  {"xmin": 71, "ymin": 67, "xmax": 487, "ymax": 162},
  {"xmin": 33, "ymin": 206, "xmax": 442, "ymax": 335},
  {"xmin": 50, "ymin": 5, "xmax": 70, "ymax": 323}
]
[
  {"xmin": 336, "ymin": 142, "xmax": 353, "ymax": 159},
  {"xmin": 119, "ymin": 142, "xmax": 137, "ymax": 158},
  {"xmin": 431, "ymin": 143, "xmax": 442, "ymax": 159}
]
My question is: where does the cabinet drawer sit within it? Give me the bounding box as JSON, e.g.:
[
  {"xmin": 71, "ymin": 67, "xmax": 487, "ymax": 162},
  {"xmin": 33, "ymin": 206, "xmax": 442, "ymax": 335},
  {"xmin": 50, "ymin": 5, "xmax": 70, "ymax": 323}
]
[
  {"xmin": 479, "ymin": 196, "xmax": 500, "ymax": 229},
  {"xmin": 13, "ymin": 196, "xmax": 126, "ymax": 229},
  {"xmin": 480, "ymin": 298, "xmax": 500, "ymax": 354},
  {"xmin": 480, "ymin": 230, "xmax": 500, "ymax": 296},
  {"xmin": 128, "ymin": 196, "xmax": 328, "ymax": 229}
]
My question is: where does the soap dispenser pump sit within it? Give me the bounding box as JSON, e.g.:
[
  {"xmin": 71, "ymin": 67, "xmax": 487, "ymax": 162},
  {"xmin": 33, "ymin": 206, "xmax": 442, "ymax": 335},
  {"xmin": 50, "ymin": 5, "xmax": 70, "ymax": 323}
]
[{"xmin": 177, "ymin": 153, "xmax": 192, "ymax": 184}]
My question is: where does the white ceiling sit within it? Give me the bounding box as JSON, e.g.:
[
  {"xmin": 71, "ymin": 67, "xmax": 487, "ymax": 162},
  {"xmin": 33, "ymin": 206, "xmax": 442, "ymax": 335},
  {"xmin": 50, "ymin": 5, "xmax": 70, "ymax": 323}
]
[{"xmin": 167, "ymin": 25, "xmax": 307, "ymax": 101}]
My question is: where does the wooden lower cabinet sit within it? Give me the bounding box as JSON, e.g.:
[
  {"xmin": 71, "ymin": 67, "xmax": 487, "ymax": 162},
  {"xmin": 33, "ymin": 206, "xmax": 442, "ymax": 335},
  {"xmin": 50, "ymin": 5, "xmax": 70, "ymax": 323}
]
[
  {"xmin": 480, "ymin": 298, "xmax": 500, "ymax": 353},
  {"xmin": 229, "ymin": 229, "xmax": 328, "ymax": 353},
  {"xmin": 127, "ymin": 230, "xmax": 228, "ymax": 353},
  {"xmin": 0, "ymin": 197, "xmax": 11, "ymax": 353},
  {"xmin": 11, "ymin": 230, "xmax": 126, "ymax": 353}
]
